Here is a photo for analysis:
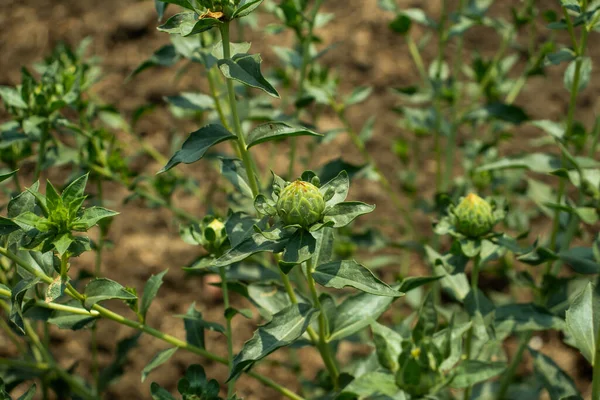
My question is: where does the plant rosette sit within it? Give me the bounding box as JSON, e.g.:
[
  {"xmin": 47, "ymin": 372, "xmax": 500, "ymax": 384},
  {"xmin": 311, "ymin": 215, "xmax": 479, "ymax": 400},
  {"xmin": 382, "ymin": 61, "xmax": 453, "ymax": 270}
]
[
  {"xmin": 205, "ymin": 170, "xmax": 374, "ymax": 273},
  {"xmin": 434, "ymin": 193, "xmax": 506, "ymax": 257}
]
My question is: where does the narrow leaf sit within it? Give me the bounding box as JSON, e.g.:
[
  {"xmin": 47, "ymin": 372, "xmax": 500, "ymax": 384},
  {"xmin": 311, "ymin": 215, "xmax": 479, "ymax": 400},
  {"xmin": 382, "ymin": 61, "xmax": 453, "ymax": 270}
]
[
  {"xmin": 313, "ymin": 260, "xmax": 402, "ymax": 297},
  {"xmin": 141, "ymin": 347, "xmax": 178, "ymax": 382},
  {"xmin": 246, "ymin": 122, "xmax": 322, "ymax": 148},
  {"xmin": 84, "ymin": 278, "xmax": 137, "ymax": 309},
  {"xmin": 218, "ymin": 54, "xmax": 279, "ymax": 97}
]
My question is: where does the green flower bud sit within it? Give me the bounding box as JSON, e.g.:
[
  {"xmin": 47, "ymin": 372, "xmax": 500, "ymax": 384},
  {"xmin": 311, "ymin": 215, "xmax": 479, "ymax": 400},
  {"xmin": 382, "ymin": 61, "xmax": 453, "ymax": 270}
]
[
  {"xmin": 276, "ymin": 180, "xmax": 325, "ymax": 228},
  {"xmin": 199, "ymin": 217, "xmax": 228, "ymax": 255},
  {"xmin": 453, "ymin": 193, "xmax": 495, "ymax": 238}
]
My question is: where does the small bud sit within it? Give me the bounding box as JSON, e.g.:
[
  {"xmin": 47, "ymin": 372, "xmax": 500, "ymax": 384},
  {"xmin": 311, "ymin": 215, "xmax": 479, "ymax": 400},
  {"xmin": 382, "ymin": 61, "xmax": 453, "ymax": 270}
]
[
  {"xmin": 276, "ymin": 180, "xmax": 325, "ymax": 228},
  {"xmin": 453, "ymin": 193, "xmax": 495, "ymax": 238},
  {"xmin": 199, "ymin": 217, "xmax": 227, "ymax": 255},
  {"xmin": 310, "ymin": 176, "xmax": 321, "ymax": 187}
]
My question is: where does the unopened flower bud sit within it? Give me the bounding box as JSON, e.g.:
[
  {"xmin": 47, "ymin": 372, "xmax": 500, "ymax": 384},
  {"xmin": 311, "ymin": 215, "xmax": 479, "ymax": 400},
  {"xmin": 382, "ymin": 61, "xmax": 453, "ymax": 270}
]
[
  {"xmin": 276, "ymin": 180, "xmax": 325, "ymax": 228},
  {"xmin": 453, "ymin": 193, "xmax": 495, "ymax": 238}
]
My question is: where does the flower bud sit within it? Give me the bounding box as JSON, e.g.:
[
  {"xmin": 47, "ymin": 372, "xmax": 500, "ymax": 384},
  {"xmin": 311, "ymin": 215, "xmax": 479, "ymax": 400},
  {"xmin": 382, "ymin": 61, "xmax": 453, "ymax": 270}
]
[
  {"xmin": 453, "ymin": 193, "xmax": 495, "ymax": 238},
  {"xmin": 200, "ymin": 217, "xmax": 227, "ymax": 255},
  {"xmin": 276, "ymin": 180, "xmax": 325, "ymax": 228}
]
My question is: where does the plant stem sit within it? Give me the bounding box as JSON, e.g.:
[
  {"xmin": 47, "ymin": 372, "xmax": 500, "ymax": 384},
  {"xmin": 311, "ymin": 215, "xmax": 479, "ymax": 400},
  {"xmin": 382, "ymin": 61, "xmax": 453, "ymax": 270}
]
[
  {"xmin": 495, "ymin": 331, "xmax": 532, "ymax": 400},
  {"xmin": 305, "ymin": 258, "xmax": 339, "ymax": 388},
  {"xmin": 0, "ymin": 246, "xmax": 304, "ymax": 400},
  {"xmin": 220, "ymin": 266, "xmax": 235, "ymax": 397},
  {"xmin": 219, "ymin": 22, "xmax": 260, "ymax": 198},
  {"xmin": 11, "ymin": 167, "xmax": 21, "ymax": 192},
  {"xmin": 34, "ymin": 125, "xmax": 49, "ymax": 180},
  {"xmin": 463, "ymin": 254, "xmax": 481, "ymax": 400}
]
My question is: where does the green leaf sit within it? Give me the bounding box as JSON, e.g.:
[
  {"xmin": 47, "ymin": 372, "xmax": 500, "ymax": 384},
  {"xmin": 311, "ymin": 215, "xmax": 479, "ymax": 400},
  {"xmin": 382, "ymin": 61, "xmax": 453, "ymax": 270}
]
[
  {"xmin": 129, "ymin": 45, "xmax": 180, "ymax": 79},
  {"xmin": 371, "ymin": 322, "xmax": 404, "ymax": 372},
  {"xmin": 84, "ymin": 278, "xmax": 137, "ymax": 309},
  {"xmin": 413, "ymin": 291, "xmax": 437, "ymax": 342},
  {"xmin": 398, "ymin": 276, "xmax": 442, "ymax": 293},
  {"xmin": 10, "ymin": 278, "xmax": 40, "ymax": 333},
  {"xmin": 564, "ymin": 57, "xmax": 592, "ymax": 93},
  {"xmin": 228, "ymin": 303, "xmax": 317, "ymax": 381},
  {"xmin": 0, "ymin": 170, "xmax": 17, "ymax": 184},
  {"xmin": 150, "ymin": 382, "xmax": 176, "ymax": 400},
  {"xmin": 246, "ymin": 122, "xmax": 322, "ymax": 148},
  {"xmin": 141, "ymin": 347, "xmax": 178, "ymax": 382},
  {"xmin": 157, "ymin": 12, "xmax": 222, "ymax": 36},
  {"xmin": 177, "ymin": 303, "xmax": 226, "ymax": 349},
  {"xmin": 545, "ymin": 48, "xmax": 577, "ymax": 66},
  {"xmin": 13, "ymin": 211, "xmax": 50, "ymax": 232},
  {"xmin": 530, "ymin": 348, "xmax": 581, "ymax": 400},
  {"xmin": 247, "ymin": 283, "xmax": 308, "ymax": 319},
  {"xmin": 0, "ymin": 86, "xmax": 28, "ymax": 108},
  {"xmin": 313, "ymin": 260, "xmax": 403, "ymax": 297},
  {"xmin": 212, "ymin": 232, "xmax": 288, "ymax": 267},
  {"xmin": 225, "ymin": 213, "xmax": 265, "ymax": 248},
  {"xmin": 0, "ymin": 216, "xmax": 20, "ymax": 235},
  {"xmin": 177, "ymin": 364, "xmax": 221, "ymax": 398},
  {"xmin": 45, "ymin": 276, "xmax": 66, "ymax": 303},
  {"xmin": 345, "ymin": 86, "xmax": 373, "ymax": 106},
  {"xmin": 221, "ymin": 157, "xmax": 255, "ymax": 199},
  {"xmin": 61, "ymin": 174, "xmax": 89, "ymax": 204},
  {"xmin": 140, "ymin": 269, "xmax": 168, "ymax": 320},
  {"xmin": 559, "ymin": 247, "xmax": 600, "ymax": 274},
  {"xmin": 450, "ymin": 360, "xmax": 506, "ymax": 388},
  {"xmin": 319, "ymin": 170, "xmax": 349, "ymax": 207},
  {"xmin": 46, "ymin": 300, "xmax": 98, "ymax": 330},
  {"xmin": 478, "ymin": 153, "xmax": 561, "ymax": 174},
  {"xmin": 312, "ymin": 227, "xmax": 335, "ymax": 268},
  {"xmin": 280, "ymin": 229, "xmax": 316, "ymax": 272},
  {"xmin": 495, "ymin": 303, "xmax": 565, "ymax": 338},
  {"xmin": 164, "ymin": 92, "xmax": 215, "ymax": 111},
  {"xmin": 159, "ymin": 124, "xmax": 237, "ymax": 173},
  {"xmin": 465, "ymin": 103, "xmax": 529, "ymax": 125},
  {"xmin": 72, "ymin": 207, "xmax": 119, "ymax": 231},
  {"xmin": 341, "ymin": 371, "xmax": 401, "ymax": 397},
  {"xmin": 218, "ymin": 54, "xmax": 279, "ymax": 97},
  {"xmin": 232, "ymin": 0, "xmax": 264, "ymax": 18},
  {"xmin": 329, "ymin": 290, "xmax": 397, "ymax": 341},
  {"xmin": 565, "ymin": 283, "xmax": 600, "ymax": 364},
  {"xmin": 323, "ymin": 201, "xmax": 375, "ymax": 228}
]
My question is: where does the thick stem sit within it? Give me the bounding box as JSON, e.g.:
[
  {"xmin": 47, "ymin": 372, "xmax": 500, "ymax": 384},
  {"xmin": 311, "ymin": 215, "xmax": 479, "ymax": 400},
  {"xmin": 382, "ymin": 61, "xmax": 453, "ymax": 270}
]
[
  {"xmin": 305, "ymin": 258, "xmax": 339, "ymax": 388},
  {"xmin": 463, "ymin": 254, "xmax": 481, "ymax": 400},
  {"xmin": 220, "ymin": 266, "xmax": 235, "ymax": 397},
  {"xmin": 219, "ymin": 22, "xmax": 260, "ymax": 198}
]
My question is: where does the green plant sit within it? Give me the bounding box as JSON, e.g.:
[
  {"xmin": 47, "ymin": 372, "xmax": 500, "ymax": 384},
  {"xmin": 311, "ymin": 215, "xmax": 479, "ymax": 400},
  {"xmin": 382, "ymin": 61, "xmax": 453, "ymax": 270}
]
[{"xmin": 0, "ymin": 0, "xmax": 599, "ymax": 399}]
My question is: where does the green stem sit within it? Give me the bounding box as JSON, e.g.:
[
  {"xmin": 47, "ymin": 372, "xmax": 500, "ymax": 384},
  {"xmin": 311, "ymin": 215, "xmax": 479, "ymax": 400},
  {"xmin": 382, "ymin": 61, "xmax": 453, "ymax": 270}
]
[
  {"xmin": 406, "ymin": 35, "xmax": 428, "ymax": 83},
  {"xmin": 433, "ymin": 0, "xmax": 448, "ymax": 192},
  {"xmin": 0, "ymin": 247, "xmax": 304, "ymax": 400},
  {"xmin": 11, "ymin": 167, "xmax": 21, "ymax": 192},
  {"xmin": 34, "ymin": 125, "xmax": 49, "ymax": 180},
  {"xmin": 305, "ymin": 258, "xmax": 339, "ymax": 388},
  {"xmin": 60, "ymin": 253, "xmax": 69, "ymax": 284},
  {"xmin": 463, "ymin": 254, "xmax": 481, "ymax": 400},
  {"xmin": 220, "ymin": 266, "xmax": 235, "ymax": 397},
  {"xmin": 495, "ymin": 331, "xmax": 532, "ymax": 400},
  {"xmin": 219, "ymin": 22, "xmax": 260, "ymax": 198}
]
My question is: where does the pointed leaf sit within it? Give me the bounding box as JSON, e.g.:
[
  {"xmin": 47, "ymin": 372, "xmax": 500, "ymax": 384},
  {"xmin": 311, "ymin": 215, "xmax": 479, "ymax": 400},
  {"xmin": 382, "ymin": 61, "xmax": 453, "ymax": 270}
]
[
  {"xmin": 246, "ymin": 122, "xmax": 322, "ymax": 148},
  {"xmin": 218, "ymin": 54, "xmax": 279, "ymax": 97},
  {"xmin": 0, "ymin": 170, "xmax": 17, "ymax": 184},
  {"xmin": 212, "ymin": 232, "xmax": 288, "ymax": 267},
  {"xmin": 84, "ymin": 278, "xmax": 137, "ymax": 309},
  {"xmin": 141, "ymin": 347, "xmax": 178, "ymax": 382},
  {"xmin": 565, "ymin": 283, "xmax": 600, "ymax": 364},
  {"xmin": 313, "ymin": 260, "xmax": 402, "ymax": 297},
  {"xmin": 158, "ymin": 12, "xmax": 222, "ymax": 36},
  {"xmin": 0, "ymin": 86, "xmax": 28, "ymax": 108},
  {"xmin": 228, "ymin": 303, "xmax": 317, "ymax": 380},
  {"xmin": 72, "ymin": 207, "xmax": 119, "ymax": 231},
  {"xmin": 159, "ymin": 124, "xmax": 237, "ymax": 173},
  {"xmin": 61, "ymin": 174, "xmax": 89, "ymax": 204},
  {"xmin": 530, "ymin": 348, "xmax": 581, "ymax": 400},
  {"xmin": 10, "ymin": 278, "xmax": 40, "ymax": 333},
  {"xmin": 150, "ymin": 382, "xmax": 176, "ymax": 400},
  {"xmin": 141, "ymin": 269, "xmax": 168, "ymax": 319},
  {"xmin": 329, "ymin": 290, "xmax": 397, "ymax": 341},
  {"xmin": 319, "ymin": 170, "xmax": 349, "ymax": 207},
  {"xmin": 323, "ymin": 201, "xmax": 375, "ymax": 228},
  {"xmin": 280, "ymin": 229, "xmax": 316, "ymax": 273},
  {"xmin": 232, "ymin": 0, "xmax": 263, "ymax": 18},
  {"xmin": 450, "ymin": 360, "xmax": 506, "ymax": 388}
]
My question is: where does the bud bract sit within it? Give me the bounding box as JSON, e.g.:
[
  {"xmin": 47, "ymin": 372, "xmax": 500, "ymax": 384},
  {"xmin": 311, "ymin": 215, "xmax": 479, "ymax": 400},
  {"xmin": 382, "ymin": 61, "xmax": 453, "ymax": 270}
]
[
  {"xmin": 276, "ymin": 180, "xmax": 325, "ymax": 228},
  {"xmin": 453, "ymin": 193, "xmax": 495, "ymax": 238},
  {"xmin": 199, "ymin": 217, "xmax": 227, "ymax": 255}
]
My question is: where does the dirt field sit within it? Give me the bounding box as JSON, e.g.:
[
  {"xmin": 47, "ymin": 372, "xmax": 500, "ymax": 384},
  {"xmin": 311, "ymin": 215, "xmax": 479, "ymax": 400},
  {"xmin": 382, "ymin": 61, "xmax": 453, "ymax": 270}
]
[{"xmin": 1, "ymin": 0, "xmax": 599, "ymax": 398}]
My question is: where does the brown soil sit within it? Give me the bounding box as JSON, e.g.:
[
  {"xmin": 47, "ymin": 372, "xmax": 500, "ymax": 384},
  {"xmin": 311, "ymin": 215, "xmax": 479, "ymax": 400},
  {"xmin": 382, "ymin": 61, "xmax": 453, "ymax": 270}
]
[{"xmin": 1, "ymin": 0, "xmax": 599, "ymax": 399}]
